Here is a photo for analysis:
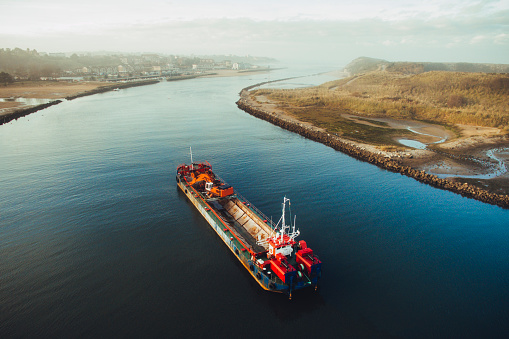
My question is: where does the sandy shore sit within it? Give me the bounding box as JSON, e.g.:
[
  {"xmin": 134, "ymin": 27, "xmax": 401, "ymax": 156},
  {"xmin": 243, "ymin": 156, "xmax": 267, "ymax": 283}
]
[
  {"xmin": 0, "ymin": 82, "xmax": 112, "ymax": 116},
  {"xmin": 0, "ymin": 81, "xmax": 109, "ymax": 100},
  {"xmin": 0, "ymin": 80, "xmax": 159, "ymax": 125},
  {"xmin": 0, "ymin": 69, "xmax": 272, "ymax": 118}
]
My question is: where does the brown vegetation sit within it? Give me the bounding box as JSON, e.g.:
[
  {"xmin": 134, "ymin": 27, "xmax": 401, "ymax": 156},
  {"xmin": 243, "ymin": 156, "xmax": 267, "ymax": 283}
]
[
  {"xmin": 237, "ymin": 98, "xmax": 509, "ymax": 208},
  {"xmin": 345, "ymin": 57, "xmax": 509, "ymax": 75},
  {"xmin": 253, "ymin": 71, "xmax": 509, "ymax": 136}
]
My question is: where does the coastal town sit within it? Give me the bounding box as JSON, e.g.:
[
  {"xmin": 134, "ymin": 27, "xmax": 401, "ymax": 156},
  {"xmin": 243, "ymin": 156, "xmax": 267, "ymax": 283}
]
[
  {"xmin": 0, "ymin": 48, "xmax": 275, "ymax": 82},
  {"xmin": 0, "ymin": 48, "xmax": 276, "ymax": 124}
]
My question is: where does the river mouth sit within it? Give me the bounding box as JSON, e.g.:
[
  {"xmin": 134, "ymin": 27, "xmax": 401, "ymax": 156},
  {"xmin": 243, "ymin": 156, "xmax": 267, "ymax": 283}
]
[
  {"xmin": 425, "ymin": 148, "xmax": 509, "ymax": 179},
  {"xmin": 397, "ymin": 128, "xmax": 508, "ymax": 180}
]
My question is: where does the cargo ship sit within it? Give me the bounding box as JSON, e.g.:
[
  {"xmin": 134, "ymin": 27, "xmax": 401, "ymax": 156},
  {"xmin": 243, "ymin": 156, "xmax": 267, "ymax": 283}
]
[{"xmin": 176, "ymin": 155, "xmax": 322, "ymax": 299}]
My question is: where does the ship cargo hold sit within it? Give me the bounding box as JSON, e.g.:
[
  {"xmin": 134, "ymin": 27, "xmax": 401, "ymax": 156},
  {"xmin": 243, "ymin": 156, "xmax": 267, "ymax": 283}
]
[{"xmin": 176, "ymin": 159, "xmax": 321, "ymax": 299}]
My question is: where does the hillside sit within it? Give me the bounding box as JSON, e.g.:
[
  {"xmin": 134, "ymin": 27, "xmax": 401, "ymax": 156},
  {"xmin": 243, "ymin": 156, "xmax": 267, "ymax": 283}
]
[{"xmin": 345, "ymin": 57, "xmax": 509, "ymax": 75}]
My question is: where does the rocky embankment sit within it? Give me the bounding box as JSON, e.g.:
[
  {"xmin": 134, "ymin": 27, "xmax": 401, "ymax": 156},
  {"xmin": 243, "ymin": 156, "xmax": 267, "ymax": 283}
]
[
  {"xmin": 65, "ymin": 79, "xmax": 160, "ymax": 100},
  {"xmin": 236, "ymin": 89, "xmax": 509, "ymax": 209},
  {"xmin": 0, "ymin": 100, "xmax": 62, "ymax": 125}
]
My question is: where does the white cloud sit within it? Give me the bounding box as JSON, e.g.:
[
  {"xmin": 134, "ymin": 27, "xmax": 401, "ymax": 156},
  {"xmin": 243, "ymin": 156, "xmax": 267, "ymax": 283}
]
[
  {"xmin": 494, "ymin": 33, "xmax": 509, "ymax": 45},
  {"xmin": 382, "ymin": 40, "xmax": 397, "ymax": 46},
  {"xmin": 470, "ymin": 35, "xmax": 487, "ymax": 44},
  {"xmin": 0, "ymin": 0, "xmax": 508, "ymax": 64}
]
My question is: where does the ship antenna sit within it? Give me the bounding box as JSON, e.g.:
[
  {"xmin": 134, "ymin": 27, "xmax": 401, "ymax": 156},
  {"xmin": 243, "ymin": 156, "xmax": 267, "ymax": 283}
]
[
  {"xmin": 289, "ymin": 199, "xmax": 292, "ymax": 229},
  {"xmin": 281, "ymin": 196, "xmax": 287, "ymax": 242},
  {"xmin": 189, "ymin": 147, "xmax": 194, "ymax": 170},
  {"xmin": 281, "ymin": 196, "xmax": 285, "ymax": 229}
]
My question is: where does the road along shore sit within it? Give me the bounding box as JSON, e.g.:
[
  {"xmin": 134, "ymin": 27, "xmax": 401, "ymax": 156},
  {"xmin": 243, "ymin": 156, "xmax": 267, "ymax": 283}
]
[{"xmin": 236, "ymin": 88, "xmax": 509, "ymax": 209}]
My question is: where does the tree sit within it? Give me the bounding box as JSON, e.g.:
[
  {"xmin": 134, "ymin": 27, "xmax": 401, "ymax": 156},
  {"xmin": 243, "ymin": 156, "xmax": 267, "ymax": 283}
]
[{"xmin": 0, "ymin": 71, "xmax": 14, "ymax": 86}]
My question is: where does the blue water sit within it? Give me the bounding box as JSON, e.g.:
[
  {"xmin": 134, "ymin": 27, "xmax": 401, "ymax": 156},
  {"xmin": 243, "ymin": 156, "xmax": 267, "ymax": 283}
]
[
  {"xmin": 1, "ymin": 69, "xmax": 508, "ymax": 338},
  {"xmin": 398, "ymin": 138, "xmax": 428, "ymax": 149}
]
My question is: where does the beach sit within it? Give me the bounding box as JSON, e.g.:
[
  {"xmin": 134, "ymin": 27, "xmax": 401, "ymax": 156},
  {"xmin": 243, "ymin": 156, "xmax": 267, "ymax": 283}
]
[{"xmin": 0, "ymin": 82, "xmax": 114, "ymax": 116}]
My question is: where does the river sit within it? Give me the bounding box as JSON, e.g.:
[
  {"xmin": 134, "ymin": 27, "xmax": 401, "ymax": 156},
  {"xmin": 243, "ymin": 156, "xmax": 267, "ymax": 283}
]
[{"xmin": 1, "ymin": 67, "xmax": 508, "ymax": 338}]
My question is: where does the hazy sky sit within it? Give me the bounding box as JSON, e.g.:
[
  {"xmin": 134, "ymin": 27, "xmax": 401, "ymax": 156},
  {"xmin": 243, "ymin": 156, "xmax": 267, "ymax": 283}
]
[{"xmin": 1, "ymin": 0, "xmax": 508, "ymax": 65}]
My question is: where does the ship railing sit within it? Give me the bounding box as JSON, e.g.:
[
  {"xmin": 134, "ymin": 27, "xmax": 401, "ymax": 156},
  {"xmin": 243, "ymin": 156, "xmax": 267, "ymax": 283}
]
[
  {"xmin": 234, "ymin": 192, "xmax": 277, "ymax": 231},
  {"xmin": 213, "ymin": 174, "xmax": 276, "ymax": 230},
  {"xmin": 229, "ymin": 228, "xmax": 252, "ymax": 251},
  {"xmin": 205, "ymin": 202, "xmax": 254, "ymax": 253},
  {"xmin": 213, "ymin": 173, "xmax": 227, "ymax": 184},
  {"xmin": 266, "ymin": 270, "xmax": 284, "ymax": 287}
]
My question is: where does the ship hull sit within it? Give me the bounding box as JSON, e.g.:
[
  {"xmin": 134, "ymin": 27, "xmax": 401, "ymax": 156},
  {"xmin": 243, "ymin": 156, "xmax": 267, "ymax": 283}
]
[
  {"xmin": 177, "ymin": 178, "xmax": 290, "ymax": 294},
  {"xmin": 176, "ymin": 167, "xmax": 320, "ymax": 298}
]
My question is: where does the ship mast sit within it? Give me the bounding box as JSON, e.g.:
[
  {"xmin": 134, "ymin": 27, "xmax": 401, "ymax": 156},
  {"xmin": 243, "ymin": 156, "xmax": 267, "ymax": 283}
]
[
  {"xmin": 277, "ymin": 196, "xmax": 300, "ymax": 242},
  {"xmin": 189, "ymin": 147, "xmax": 194, "ymax": 170}
]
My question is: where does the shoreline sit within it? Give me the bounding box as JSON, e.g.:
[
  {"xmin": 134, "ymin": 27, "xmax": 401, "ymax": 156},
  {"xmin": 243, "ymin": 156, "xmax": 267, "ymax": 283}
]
[
  {"xmin": 0, "ymin": 69, "xmax": 276, "ymax": 126},
  {"xmin": 0, "ymin": 79, "xmax": 159, "ymax": 126},
  {"xmin": 0, "ymin": 100, "xmax": 62, "ymax": 125},
  {"xmin": 236, "ymin": 86, "xmax": 509, "ymax": 209},
  {"xmin": 64, "ymin": 79, "xmax": 160, "ymax": 100}
]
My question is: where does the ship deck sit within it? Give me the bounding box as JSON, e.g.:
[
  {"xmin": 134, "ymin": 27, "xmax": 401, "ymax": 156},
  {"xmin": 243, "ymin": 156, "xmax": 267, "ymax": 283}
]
[
  {"xmin": 209, "ymin": 200, "xmax": 266, "ymax": 253},
  {"xmin": 176, "ymin": 163, "xmax": 320, "ymax": 298},
  {"xmin": 178, "ymin": 175, "xmax": 317, "ymax": 294}
]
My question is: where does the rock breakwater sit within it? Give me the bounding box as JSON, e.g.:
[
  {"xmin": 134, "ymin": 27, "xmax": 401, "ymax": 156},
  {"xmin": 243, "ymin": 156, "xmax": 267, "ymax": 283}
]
[
  {"xmin": 0, "ymin": 100, "xmax": 62, "ymax": 126},
  {"xmin": 237, "ymin": 91, "xmax": 509, "ymax": 209},
  {"xmin": 65, "ymin": 80, "xmax": 160, "ymax": 100}
]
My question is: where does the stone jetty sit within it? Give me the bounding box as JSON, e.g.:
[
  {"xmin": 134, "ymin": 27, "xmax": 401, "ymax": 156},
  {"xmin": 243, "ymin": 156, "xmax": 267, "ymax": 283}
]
[
  {"xmin": 65, "ymin": 79, "xmax": 160, "ymax": 100},
  {"xmin": 0, "ymin": 100, "xmax": 62, "ymax": 125}
]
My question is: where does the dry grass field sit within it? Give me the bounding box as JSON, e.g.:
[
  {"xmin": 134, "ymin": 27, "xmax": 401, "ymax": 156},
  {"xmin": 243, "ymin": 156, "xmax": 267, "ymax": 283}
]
[{"xmin": 252, "ymin": 71, "xmax": 509, "ymax": 145}]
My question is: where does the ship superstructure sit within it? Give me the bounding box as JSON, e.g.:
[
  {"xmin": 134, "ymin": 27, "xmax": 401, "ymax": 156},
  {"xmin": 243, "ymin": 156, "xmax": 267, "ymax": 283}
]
[{"xmin": 176, "ymin": 153, "xmax": 321, "ymax": 298}]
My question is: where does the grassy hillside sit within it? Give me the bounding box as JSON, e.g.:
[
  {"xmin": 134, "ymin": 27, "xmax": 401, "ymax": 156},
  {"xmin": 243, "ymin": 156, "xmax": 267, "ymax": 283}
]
[
  {"xmin": 344, "ymin": 57, "xmax": 509, "ymax": 75},
  {"xmin": 253, "ymin": 71, "xmax": 509, "ymax": 141}
]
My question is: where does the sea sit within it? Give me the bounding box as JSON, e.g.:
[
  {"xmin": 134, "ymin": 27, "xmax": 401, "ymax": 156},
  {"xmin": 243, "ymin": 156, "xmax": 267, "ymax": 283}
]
[{"xmin": 1, "ymin": 65, "xmax": 508, "ymax": 338}]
